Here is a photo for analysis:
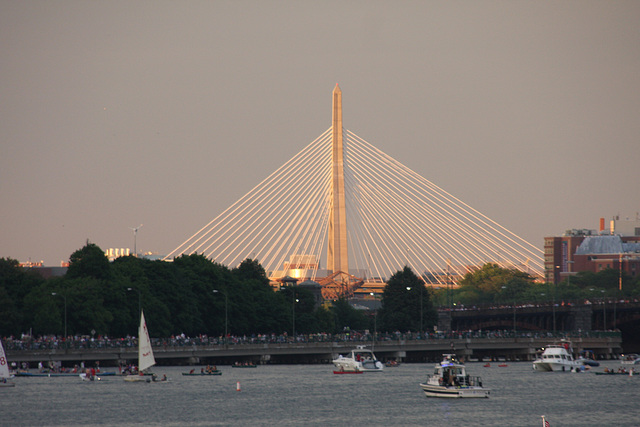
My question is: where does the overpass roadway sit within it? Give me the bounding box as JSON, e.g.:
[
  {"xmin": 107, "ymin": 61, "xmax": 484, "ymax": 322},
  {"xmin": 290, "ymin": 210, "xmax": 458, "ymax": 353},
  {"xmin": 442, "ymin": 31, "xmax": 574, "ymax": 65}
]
[{"xmin": 7, "ymin": 335, "xmax": 622, "ymax": 367}]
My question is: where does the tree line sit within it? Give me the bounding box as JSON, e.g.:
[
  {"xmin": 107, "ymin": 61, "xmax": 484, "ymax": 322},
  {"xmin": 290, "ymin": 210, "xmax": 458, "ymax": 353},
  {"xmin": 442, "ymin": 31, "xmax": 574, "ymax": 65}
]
[
  {"xmin": 3, "ymin": 242, "xmax": 635, "ymax": 339},
  {"xmin": 0, "ymin": 243, "xmax": 437, "ymax": 339},
  {"xmin": 435, "ymin": 262, "xmax": 640, "ymax": 309}
]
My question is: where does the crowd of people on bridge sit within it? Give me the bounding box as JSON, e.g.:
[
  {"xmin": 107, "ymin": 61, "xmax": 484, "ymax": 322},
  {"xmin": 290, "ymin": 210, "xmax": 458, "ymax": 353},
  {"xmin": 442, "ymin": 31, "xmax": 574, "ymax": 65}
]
[{"xmin": 2, "ymin": 327, "xmax": 617, "ymax": 353}]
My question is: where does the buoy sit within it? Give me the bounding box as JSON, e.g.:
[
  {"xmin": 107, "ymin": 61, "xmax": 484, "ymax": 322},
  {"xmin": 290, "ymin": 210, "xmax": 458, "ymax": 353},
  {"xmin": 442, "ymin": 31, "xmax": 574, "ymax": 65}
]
[{"xmin": 236, "ymin": 381, "xmax": 241, "ymax": 391}]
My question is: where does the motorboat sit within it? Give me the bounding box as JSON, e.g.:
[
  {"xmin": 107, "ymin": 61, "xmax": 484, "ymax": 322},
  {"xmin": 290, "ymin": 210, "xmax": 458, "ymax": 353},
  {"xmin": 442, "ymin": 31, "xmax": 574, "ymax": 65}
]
[
  {"xmin": 419, "ymin": 354, "xmax": 490, "ymax": 398},
  {"xmin": 332, "ymin": 346, "xmax": 384, "ymax": 372},
  {"xmin": 576, "ymin": 349, "xmax": 600, "ymax": 367},
  {"xmin": 532, "ymin": 340, "xmax": 580, "ymax": 372},
  {"xmin": 620, "ymin": 354, "xmax": 640, "ymax": 365}
]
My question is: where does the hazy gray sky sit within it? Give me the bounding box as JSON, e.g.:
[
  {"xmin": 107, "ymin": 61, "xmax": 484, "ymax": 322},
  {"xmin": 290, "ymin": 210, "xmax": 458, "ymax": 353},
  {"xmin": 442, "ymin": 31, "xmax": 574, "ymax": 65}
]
[{"xmin": 2, "ymin": 1, "xmax": 639, "ymax": 266}]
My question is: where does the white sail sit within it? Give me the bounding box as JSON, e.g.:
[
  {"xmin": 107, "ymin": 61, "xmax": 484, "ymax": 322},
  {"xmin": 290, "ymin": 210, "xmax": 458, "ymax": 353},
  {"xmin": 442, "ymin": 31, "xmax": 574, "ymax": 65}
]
[
  {"xmin": 138, "ymin": 311, "xmax": 156, "ymax": 372},
  {"xmin": 0, "ymin": 339, "xmax": 10, "ymax": 379}
]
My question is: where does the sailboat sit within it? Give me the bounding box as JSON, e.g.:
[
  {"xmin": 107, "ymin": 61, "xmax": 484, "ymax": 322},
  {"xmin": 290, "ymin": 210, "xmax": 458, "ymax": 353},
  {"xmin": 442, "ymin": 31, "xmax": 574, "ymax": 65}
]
[
  {"xmin": 124, "ymin": 310, "xmax": 156, "ymax": 382},
  {"xmin": 0, "ymin": 339, "xmax": 16, "ymax": 387}
]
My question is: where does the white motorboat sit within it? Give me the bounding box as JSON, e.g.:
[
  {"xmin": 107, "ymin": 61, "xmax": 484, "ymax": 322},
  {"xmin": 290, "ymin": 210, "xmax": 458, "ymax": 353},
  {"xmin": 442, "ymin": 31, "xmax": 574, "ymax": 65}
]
[
  {"xmin": 419, "ymin": 354, "xmax": 489, "ymax": 398},
  {"xmin": 332, "ymin": 346, "xmax": 384, "ymax": 372},
  {"xmin": 124, "ymin": 310, "xmax": 157, "ymax": 382},
  {"xmin": 620, "ymin": 354, "xmax": 640, "ymax": 365},
  {"xmin": 532, "ymin": 340, "xmax": 580, "ymax": 372}
]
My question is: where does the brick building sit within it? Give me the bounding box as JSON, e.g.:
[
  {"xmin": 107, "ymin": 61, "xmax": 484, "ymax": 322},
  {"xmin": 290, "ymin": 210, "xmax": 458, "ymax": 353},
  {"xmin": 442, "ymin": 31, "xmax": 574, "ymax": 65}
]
[{"xmin": 544, "ymin": 216, "xmax": 640, "ymax": 285}]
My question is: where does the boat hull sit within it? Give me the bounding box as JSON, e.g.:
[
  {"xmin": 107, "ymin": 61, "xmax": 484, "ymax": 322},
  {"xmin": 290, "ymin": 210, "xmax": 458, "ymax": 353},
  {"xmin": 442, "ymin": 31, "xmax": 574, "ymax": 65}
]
[
  {"xmin": 533, "ymin": 361, "xmax": 579, "ymax": 372},
  {"xmin": 124, "ymin": 375, "xmax": 150, "ymax": 382},
  {"xmin": 333, "ymin": 360, "xmax": 383, "ymax": 372},
  {"xmin": 420, "ymin": 383, "xmax": 490, "ymax": 398},
  {"xmin": 595, "ymin": 371, "xmax": 636, "ymax": 375},
  {"xmin": 182, "ymin": 372, "xmax": 222, "ymax": 376}
]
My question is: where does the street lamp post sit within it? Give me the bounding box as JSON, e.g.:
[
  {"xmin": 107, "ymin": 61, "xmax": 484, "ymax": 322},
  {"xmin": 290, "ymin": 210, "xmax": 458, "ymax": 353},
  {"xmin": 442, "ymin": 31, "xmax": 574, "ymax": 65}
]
[
  {"xmin": 553, "ymin": 265, "xmax": 560, "ymax": 333},
  {"xmin": 501, "ymin": 286, "xmax": 516, "ymax": 334},
  {"xmin": 601, "ymin": 290, "xmax": 606, "ymax": 330},
  {"xmin": 127, "ymin": 287, "xmax": 141, "ymax": 317},
  {"xmin": 51, "ymin": 292, "xmax": 67, "ymax": 340},
  {"xmin": 370, "ymin": 292, "xmax": 378, "ymax": 351},
  {"xmin": 406, "ymin": 285, "xmax": 423, "ymax": 333},
  {"xmin": 292, "ymin": 294, "xmax": 299, "ymax": 343},
  {"xmin": 213, "ymin": 290, "xmax": 228, "ymax": 342}
]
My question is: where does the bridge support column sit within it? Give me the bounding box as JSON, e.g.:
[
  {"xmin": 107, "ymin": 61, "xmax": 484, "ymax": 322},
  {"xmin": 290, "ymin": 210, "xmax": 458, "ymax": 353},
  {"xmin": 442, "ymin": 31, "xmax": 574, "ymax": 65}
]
[
  {"xmin": 438, "ymin": 311, "xmax": 452, "ymax": 332},
  {"xmin": 569, "ymin": 305, "xmax": 592, "ymax": 332},
  {"xmin": 390, "ymin": 351, "xmax": 406, "ymax": 361}
]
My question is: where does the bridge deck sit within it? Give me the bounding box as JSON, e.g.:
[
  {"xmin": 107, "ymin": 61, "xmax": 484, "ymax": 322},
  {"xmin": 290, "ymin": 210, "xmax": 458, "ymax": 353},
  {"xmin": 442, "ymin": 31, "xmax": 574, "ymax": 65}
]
[{"xmin": 7, "ymin": 335, "xmax": 622, "ymax": 366}]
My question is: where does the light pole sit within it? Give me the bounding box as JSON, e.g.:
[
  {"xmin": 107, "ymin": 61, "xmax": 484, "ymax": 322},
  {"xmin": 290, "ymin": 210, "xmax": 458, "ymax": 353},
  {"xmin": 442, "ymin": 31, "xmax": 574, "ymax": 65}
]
[
  {"xmin": 130, "ymin": 224, "xmax": 143, "ymax": 257},
  {"xmin": 370, "ymin": 292, "xmax": 378, "ymax": 351},
  {"xmin": 502, "ymin": 285, "xmax": 516, "ymax": 334},
  {"xmin": 553, "ymin": 265, "xmax": 559, "ymax": 333},
  {"xmin": 567, "ymin": 260, "xmax": 574, "ymax": 288},
  {"xmin": 292, "ymin": 294, "xmax": 299, "ymax": 342},
  {"xmin": 213, "ymin": 290, "xmax": 228, "ymax": 342},
  {"xmin": 419, "ymin": 284, "xmax": 423, "ymax": 334},
  {"xmin": 614, "ymin": 254, "xmax": 623, "ymax": 329},
  {"xmin": 51, "ymin": 292, "xmax": 67, "ymax": 340},
  {"xmin": 127, "ymin": 287, "xmax": 141, "ymax": 318},
  {"xmin": 406, "ymin": 285, "xmax": 422, "ymax": 333},
  {"xmin": 601, "ymin": 290, "xmax": 606, "ymax": 330}
]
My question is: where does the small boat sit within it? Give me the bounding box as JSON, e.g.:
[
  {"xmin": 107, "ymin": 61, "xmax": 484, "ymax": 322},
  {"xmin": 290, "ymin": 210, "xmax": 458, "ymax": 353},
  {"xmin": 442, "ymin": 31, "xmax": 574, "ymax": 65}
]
[
  {"xmin": 419, "ymin": 354, "xmax": 489, "ymax": 398},
  {"xmin": 124, "ymin": 311, "xmax": 157, "ymax": 383},
  {"xmin": 0, "ymin": 339, "xmax": 15, "ymax": 387},
  {"xmin": 385, "ymin": 360, "xmax": 400, "ymax": 368},
  {"xmin": 532, "ymin": 340, "xmax": 580, "ymax": 372},
  {"xmin": 80, "ymin": 373, "xmax": 104, "ymax": 381},
  {"xmin": 498, "ymin": 364, "xmax": 508, "ymax": 367},
  {"xmin": 182, "ymin": 371, "xmax": 222, "ymax": 376},
  {"xmin": 576, "ymin": 350, "xmax": 600, "ymax": 367},
  {"xmin": 15, "ymin": 371, "xmax": 81, "ymax": 377},
  {"xmin": 595, "ymin": 368, "xmax": 636, "ymax": 376},
  {"xmin": 620, "ymin": 354, "xmax": 640, "ymax": 365},
  {"xmin": 332, "ymin": 346, "xmax": 384, "ymax": 372},
  {"xmin": 231, "ymin": 363, "xmax": 257, "ymax": 368},
  {"xmin": 483, "ymin": 363, "xmax": 491, "ymax": 367}
]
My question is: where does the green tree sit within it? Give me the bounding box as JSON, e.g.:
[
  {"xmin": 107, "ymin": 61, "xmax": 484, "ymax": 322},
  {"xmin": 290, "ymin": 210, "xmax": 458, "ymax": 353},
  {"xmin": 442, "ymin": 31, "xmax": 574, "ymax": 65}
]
[
  {"xmin": 0, "ymin": 257, "xmax": 44, "ymax": 335},
  {"xmin": 67, "ymin": 242, "xmax": 111, "ymax": 281},
  {"xmin": 330, "ymin": 298, "xmax": 369, "ymax": 332},
  {"xmin": 455, "ymin": 263, "xmax": 536, "ymax": 305},
  {"xmin": 378, "ymin": 266, "xmax": 426, "ymax": 332}
]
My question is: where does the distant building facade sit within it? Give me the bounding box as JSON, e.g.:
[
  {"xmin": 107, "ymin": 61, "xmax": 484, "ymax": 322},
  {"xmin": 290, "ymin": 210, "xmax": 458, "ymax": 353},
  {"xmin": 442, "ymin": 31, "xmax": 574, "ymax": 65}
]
[{"xmin": 545, "ymin": 215, "xmax": 640, "ymax": 285}]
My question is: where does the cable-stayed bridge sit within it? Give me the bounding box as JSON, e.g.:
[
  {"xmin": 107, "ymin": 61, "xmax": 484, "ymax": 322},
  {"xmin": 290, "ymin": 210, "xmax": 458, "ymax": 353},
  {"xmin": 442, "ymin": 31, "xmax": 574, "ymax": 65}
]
[{"xmin": 165, "ymin": 85, "xmax": 543, "ymax": 296}]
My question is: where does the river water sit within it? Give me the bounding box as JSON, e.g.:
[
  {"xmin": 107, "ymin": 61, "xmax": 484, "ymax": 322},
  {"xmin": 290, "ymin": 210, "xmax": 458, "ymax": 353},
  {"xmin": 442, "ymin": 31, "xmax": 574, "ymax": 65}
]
[{"xmin": 1, "ymin": 360, "xmax": 638, "ymax": 426}]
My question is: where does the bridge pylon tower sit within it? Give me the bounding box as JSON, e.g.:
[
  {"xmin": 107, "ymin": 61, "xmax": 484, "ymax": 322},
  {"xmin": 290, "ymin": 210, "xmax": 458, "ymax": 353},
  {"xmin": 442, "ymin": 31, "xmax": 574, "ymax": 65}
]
[{"xmin": 327, "ymin": 84, "xmax": 349, "ymax": 277}]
